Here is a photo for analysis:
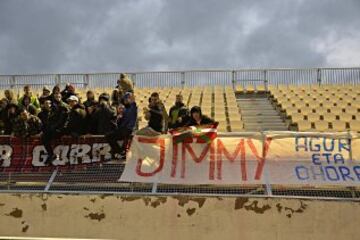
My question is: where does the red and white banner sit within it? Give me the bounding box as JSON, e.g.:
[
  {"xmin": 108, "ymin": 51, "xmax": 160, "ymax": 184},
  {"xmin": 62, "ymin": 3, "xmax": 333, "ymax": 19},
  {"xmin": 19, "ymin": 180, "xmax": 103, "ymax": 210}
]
[
  {"xmin": 120, "ymin": 132, "xmax": 360, "ymax": 186},
  {"xmin": 0, "ymin": 136, "xmax": 112, "ymax": 172}
]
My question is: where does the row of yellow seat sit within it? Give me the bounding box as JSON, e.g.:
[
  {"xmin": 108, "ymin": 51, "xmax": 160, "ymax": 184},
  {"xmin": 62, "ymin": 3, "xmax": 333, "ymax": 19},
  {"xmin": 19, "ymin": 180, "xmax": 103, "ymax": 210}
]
[{"xmin": 270, "ymin": 84, "xmax": 360, "ymax": 132}]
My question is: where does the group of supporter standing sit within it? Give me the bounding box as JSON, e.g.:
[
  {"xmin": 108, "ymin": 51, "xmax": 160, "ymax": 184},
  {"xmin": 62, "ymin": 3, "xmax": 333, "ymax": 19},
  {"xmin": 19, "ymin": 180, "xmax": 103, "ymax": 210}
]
[{"xmin": 0, "ymin": 73, "xmax": 214, "ymax": 164}]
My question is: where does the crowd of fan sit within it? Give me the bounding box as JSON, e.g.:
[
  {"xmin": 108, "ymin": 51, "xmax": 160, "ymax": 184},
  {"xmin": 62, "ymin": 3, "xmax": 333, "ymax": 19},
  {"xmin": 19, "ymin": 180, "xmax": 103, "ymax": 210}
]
[{"xmin": 0, "ymin": 73, "xmax": 215, "ymax": 165}]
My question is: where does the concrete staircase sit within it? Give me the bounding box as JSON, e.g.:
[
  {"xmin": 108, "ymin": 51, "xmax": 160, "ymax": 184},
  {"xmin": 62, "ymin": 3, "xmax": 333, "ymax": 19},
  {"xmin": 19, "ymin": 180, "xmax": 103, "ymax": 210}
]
[{"xmin": 237, "ymin": 93, "xmax": 288, "ymax": 131}]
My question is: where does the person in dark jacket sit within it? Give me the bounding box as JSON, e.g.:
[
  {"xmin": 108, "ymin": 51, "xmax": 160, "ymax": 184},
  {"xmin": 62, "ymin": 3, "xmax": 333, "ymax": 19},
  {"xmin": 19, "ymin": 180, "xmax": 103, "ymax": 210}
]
[
  {"xmin": 168, "ymin": 94, "xmax": 190, "ymax": 129},
  {"xmin": 20, "ymin": 95, "xmax": 38, "ymax": 115},
  {"xmin": 65, "ymin": 96, "xmax": 86, "ymax": 137},
  {"xmin": 38, "ymin": 100, "xmax": 52, "ymax": 132},
  {"xmin": 41, "ymin": 92, "xmax": 69, "ymax": 165},
  {"xmin": 3, "ymin": 101, "xmax": 19, "ymax": 135},
  {"xmin": 49, "ymin": 85, "xmax": 61, "ymax": 103},
  {"xmin": 12, "ymin": 107, "xmax": 42, "ymax": 137},
  {"xmin": 92, "ymin": 93, "xmax": 116, "ymax": 135},
  {"xmin": 106, "ymin": 92, "xmax": 137, "ymax": 159},
  {"xmin": 186, "ymin": 106, "xmax": 215, "ymax": 126},
  {"xmin": 61, "ymin": 84, "xmax": 77, "ymax": 103},
  {"xmin": 0, "ymin": 98, "xmax": 9, "ymax": 134},
  {"xmin": 83, "ymin": 90, "xmax": 97, "ymax": 108},
  {"xmin": 111, "ymin": 89, "xmax": 122, "ymax": 107},
  {"xmin": 136, "ymin": 92, "xmax": 164, "ymax": 136},
  {"xmin": 4, "ymin": 90, "xmax": 16, "ymax": 104},
  {"xmin": 83, "ymin": 90, "xmax": 97, "ymax": 134}
]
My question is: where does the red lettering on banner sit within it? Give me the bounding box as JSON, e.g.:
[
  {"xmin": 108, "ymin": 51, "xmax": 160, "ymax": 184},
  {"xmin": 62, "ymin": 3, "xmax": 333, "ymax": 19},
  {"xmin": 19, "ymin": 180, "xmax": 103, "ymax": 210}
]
[
  {"xmin": 216, "ymin": 139, "xmax": 246, "ymax": 181},
  {"xmin": 176, "ymin": 142, "xmax": 215, "ymax": 179},
  {"xmin": 135, "ymin": 137, "xmax": 165, "ymax": 177},
  {"xmin": 247, "ymin": 138, "xmax": 272, "ymax": 180}
]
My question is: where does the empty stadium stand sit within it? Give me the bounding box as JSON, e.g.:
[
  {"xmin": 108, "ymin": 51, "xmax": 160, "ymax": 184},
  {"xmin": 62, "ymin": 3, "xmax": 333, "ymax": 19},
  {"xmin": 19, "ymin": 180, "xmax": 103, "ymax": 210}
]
[{"xmin": 269, "ymin": 84, "xmax": 360, "ymax": 132}]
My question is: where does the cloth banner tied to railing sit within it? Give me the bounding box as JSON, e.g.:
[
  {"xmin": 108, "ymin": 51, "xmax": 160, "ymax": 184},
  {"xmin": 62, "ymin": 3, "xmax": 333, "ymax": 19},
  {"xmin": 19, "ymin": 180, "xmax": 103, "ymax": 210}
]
[{"xmin": 120, "ymin": 131, "xmax": 360, "ymax": 186}]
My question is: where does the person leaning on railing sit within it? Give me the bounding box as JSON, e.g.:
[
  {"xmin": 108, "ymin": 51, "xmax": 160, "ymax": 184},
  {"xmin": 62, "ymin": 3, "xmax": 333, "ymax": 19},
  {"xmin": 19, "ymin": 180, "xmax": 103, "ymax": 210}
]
[
  {"xmin": 186, "ymin": 106, "xmax": 215, "ymax": 126},
  {"xmin": 12, "ymin": 107, "xmax": 42, "ymax": 138},
  {"xmin": 106, "ymin": 92, "xmax": 137, "ymax": 160}
]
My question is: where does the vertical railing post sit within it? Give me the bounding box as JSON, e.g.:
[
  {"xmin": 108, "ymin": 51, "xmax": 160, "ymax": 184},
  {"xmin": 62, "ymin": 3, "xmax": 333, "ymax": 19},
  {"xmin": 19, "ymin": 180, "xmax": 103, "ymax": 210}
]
[
  {"xmin": 317, "ymin": 68, "xmax": 322, "ymax": 85},
  {"xmin": 231, "ymin": 70, "xmax": 236, "ymax": 89},
  {"xmin": 10, "ymin": 76, "xmax": 16, "ymax": 89},
  {"xmin": 181, "ymin": 71, "xmax": 185, "ymax": 88},
  {"xmin": 55, "ymin": 74, "xmax": 61, "ymax": 86},
  {"xmin": 131, "ymin": 73, "xmax": 136, "ymax": 88},
  {"xmin": 262, "ymin": 132, "xmax": 272, "ymax": 196},
  {"xmin": 264, "ymin": 70, "xmax": 268, "ymax": 91},
  {"xmin": 83, "ymin": 74, "xmax": 89, "ymax": 88}
]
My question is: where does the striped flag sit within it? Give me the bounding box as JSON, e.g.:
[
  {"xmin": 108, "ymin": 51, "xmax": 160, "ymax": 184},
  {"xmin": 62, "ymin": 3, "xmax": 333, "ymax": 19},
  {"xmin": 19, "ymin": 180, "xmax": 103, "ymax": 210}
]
[{"xmin": 170, "ymin": 122, "xmax": 218, "ymax": 144}]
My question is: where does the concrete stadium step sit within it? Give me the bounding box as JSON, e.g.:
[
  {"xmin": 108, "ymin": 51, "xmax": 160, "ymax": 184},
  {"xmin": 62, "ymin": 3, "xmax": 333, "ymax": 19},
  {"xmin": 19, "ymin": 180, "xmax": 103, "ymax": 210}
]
[{"xmin": 236, "ymin": 94, "xmax": 287, "ymax": 131}]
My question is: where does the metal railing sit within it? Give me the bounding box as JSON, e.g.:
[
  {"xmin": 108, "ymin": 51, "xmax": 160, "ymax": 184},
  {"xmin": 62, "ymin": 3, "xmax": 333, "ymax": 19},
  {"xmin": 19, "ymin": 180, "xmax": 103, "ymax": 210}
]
[
  {"xmin": 0, "ymin": 67, "xmax": 359, "ymax": 90},
  {"xmin": 0, "ymin": 131, "xmax": 359, "ymax": 201}
]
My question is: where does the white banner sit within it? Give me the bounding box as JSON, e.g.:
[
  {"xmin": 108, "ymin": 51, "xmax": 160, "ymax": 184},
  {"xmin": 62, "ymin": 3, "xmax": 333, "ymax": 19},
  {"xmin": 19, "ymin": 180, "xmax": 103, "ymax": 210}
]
[{"xmin": 120, "ymin": 132, "xmax": 360, "ymax": 186}]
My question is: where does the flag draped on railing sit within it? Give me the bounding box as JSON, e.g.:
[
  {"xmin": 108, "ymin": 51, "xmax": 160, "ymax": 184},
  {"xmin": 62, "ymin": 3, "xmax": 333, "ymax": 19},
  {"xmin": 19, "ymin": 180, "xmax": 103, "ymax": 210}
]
[{"xmin": 169, "ymin": 122, "xmax": 219, "ymax": 143}]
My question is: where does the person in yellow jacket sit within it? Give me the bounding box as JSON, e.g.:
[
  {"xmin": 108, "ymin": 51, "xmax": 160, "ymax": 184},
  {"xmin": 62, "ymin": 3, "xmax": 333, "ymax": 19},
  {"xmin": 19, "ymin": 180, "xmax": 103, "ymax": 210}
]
[
  {"xmin": 18, "ymin": 85, "xmax": 40, "ymax": 109},
  {"xmin": 116, "ymin": 73, "xmax": 134, "ymax": 94}
]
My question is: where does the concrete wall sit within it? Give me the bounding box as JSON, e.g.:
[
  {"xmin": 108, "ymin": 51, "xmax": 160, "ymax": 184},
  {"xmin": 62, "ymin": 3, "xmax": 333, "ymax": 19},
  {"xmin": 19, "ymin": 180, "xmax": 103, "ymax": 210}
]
[{"xmin": 0, "ymin": 193, "xmax": 359, "ymax": 240}]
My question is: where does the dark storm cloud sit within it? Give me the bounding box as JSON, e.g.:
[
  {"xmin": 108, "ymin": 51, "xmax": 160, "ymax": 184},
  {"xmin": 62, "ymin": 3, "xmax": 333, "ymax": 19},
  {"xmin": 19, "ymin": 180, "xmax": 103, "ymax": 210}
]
[{"xmin": 0, "ymin": 0, "xmax": 359, "ymax": 74}]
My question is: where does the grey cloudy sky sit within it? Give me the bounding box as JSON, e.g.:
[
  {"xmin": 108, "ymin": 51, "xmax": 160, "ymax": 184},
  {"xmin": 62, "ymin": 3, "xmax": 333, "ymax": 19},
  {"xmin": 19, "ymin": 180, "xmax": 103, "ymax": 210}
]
[{"xmin": 0, "ymin": 0, "xmax": 359, "ymax": 74}]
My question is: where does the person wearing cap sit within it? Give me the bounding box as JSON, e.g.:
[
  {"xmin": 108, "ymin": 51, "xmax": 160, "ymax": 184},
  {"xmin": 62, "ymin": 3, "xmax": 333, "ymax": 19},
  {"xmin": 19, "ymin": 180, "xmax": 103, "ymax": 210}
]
[
  {"xmin": 38, "ymin": 86, "xmax": 51, "ymax": 105},
  {"xmin": 65, "ymin": 95, "xmax": 86, "ymax": 137},
  {"xmin": 116, "ymin": 73, "xmax": 134, "ymax": 94},
  {"xmin": 106, "ymin": 92, "xmax": 137, "ymax": 159},
  {"xmin": 92, "ymin": 92, "xmax": 116, "ymax": 135},
  {"xmin": 18, "ymin": 85, "xmax": 40, "ymax": 109},
  {"xmin": 41, "ymin": 92, "xmax": 69, "ymax": 165},
  {"xmin": 12, "ymin": 107, "xmax": 42, "ymax": 138},
  {"xmin": 186, "ymin": 106, "xmax": 215, "ymax": 126}
]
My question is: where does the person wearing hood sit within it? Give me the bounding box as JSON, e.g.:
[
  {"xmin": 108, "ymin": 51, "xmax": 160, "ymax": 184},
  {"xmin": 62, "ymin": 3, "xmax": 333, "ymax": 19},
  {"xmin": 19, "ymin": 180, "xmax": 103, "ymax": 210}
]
[
  {"xmin": 20, "ymin": 95, "xmax": 38, "ymax": 115},
  {"xmin": 4, "ymin": 90, "xmax": 16, "ymax": 104},
  {"xmin": 61, "ymin": 84, "xmax": 77, "ymax": 103},
  {"xmin": 41, "ymin": 92, "xmax": 69, "ymax": 165},
  {"xmin": 65, "ymin": 96, "xmax": 86, "ymax": 137},
  {"xmin": 106, "ymin": 92, "xmax": 137, "ymax": 159},
  {"xmin": 18, "ymin": 85, "xmax": 40, "ymax": 109},
  {"xmin": 168, "ymin": 94, "xmax": 190, "ymax": 129},
  {"xmin": 38, "ymin": 86, "xmax": 51, "ymax": 105},
  {"xmin": 3, "ymin": 101, "xmax": 19, "ymax": 135},
  {"xmin": 116, "ymin": 73, "xmax": 134, "ymax": 94},
  {"xmin": 49, "ymin": 85, "xmax": 61, "ymax": 103},
  {"xmin": 186, "ymin": 106, "xmax": 215, "ymax": 126},
  {"xmin": 92, "ymin": 93, "xmax": 116, "ymax": 135}
]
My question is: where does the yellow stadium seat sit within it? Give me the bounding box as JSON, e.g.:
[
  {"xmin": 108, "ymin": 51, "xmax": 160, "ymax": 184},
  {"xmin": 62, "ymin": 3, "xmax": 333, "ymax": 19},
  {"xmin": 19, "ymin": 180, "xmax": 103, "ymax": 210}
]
[
  {"xmin": 349, "ymin": 120, "xmax": 360, "ymax": 132},
  {"xmin": 245, "ymin": 85, "xmax": 255, "ymax": 93},
  {"xmin": 307, "ymin": 113, "xmax": 321, "ymax": 122},
  {"xmin": 230, "ymin": 120, "xmax": 244, "ymax": 132},
  {"xmin": 256, "ymin": 85, "xmax": 266, "ymax": 93},
  {"xmin": 314, "ymin": 121, "xmax": 329, "ymax": 132},
  {"xmin": 300, "ymin": 107, "xmax": 313, "ymax": 115},
  {"xmin": 286, "ymin": 107, "xmax": 299, "ymax": 116},
  {"xmin": 345, "ymin": 106, "xmax": 358, "ymax": 115},
  {"xmin": 329, "ymin": 107, "xmax": 343, "ymax": 115},
  {"xmin": 291, "ymin": 113, "xmax": 304, "ymax": 123},
  {"xmin": 297, "ymin": 120, "xmax": 312, "ymax": 131},
  {"xmin": 323, "ymin": 113, "xmax": 337, "ymax": 122},
  {"xmin": 235, "ymin": 85, "xmax": 244, "ymax": 93},
  {"xmin": 339, "ymin": 113, "xmax": 353, "ymax": 122},
  {"xmin": 331, "ymin": 120, "xmax": 347, "ymax": 132}
]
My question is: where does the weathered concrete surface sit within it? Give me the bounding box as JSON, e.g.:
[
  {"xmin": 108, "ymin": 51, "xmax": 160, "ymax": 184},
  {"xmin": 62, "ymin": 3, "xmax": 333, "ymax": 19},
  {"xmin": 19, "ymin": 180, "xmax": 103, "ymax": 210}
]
[{"xmin": 0, "ymin": 193, "xmax": 359, "ymax": 239}]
